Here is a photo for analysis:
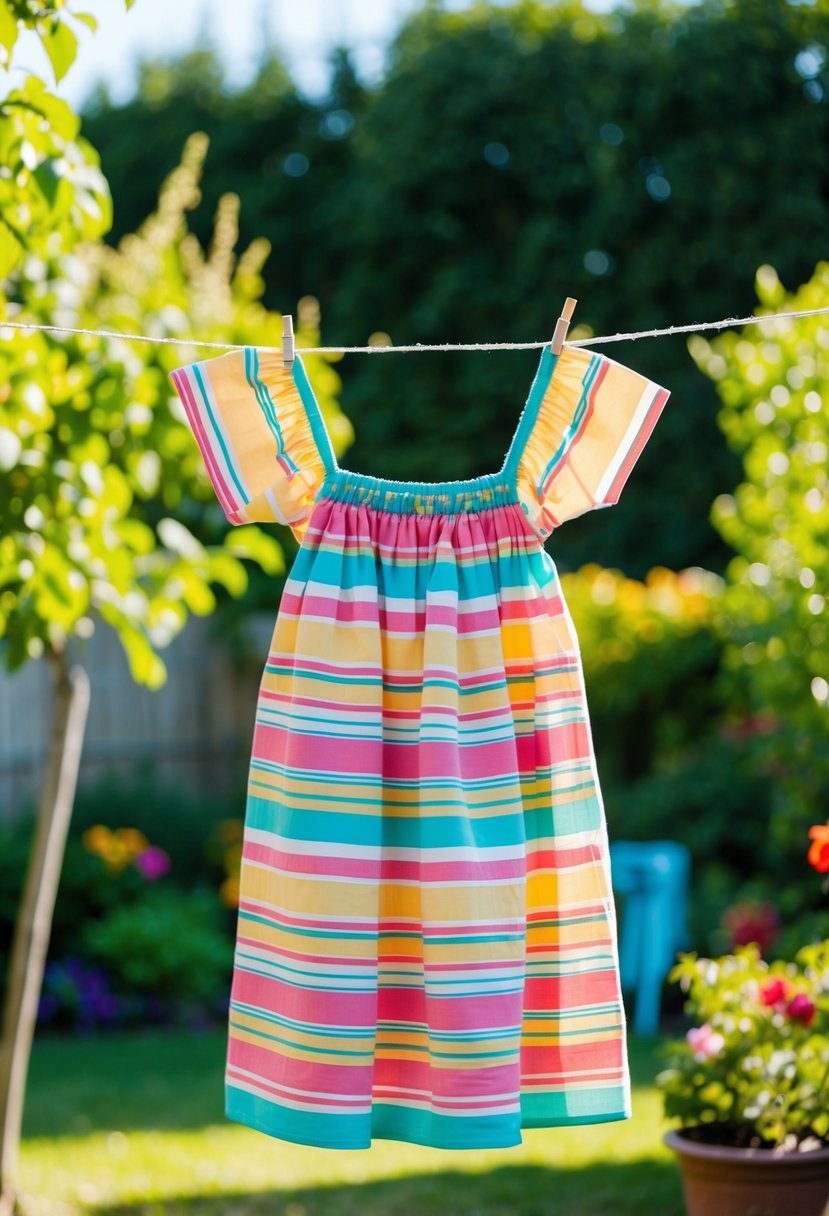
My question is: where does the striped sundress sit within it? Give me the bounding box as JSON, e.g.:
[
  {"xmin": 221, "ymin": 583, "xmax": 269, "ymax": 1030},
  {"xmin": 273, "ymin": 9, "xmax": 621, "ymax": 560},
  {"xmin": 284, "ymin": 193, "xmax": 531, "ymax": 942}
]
[{"xmin": 170, "ymin": 340, "xmax": 670, "ymax": 1151}]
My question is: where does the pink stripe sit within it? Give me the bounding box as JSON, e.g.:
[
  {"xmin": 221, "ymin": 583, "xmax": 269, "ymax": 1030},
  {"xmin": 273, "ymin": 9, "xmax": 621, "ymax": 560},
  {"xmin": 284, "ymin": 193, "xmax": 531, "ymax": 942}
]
[
  {"xmin": 228, "ymin": 1042, "xmax": 371, "ymax": 1101},
  {"xmin": 242, "ymin": 840, "xmax": 525, "ymax": 883},
  {"xmin": 526, "ymin": 844, "xmax": 603, "ymax": 870},
  {"xmin": 255, "ymin": 726, "xmax": 521, "ymax": 778},
  {"xmin": 373, "ymin": 1058, "xmax": 519, "ymax": 1101},
  {"xmin": 170, "ymin": 368, "xmax": 239, "ymax": 518},
  {"xmin": 379, "ymin": 985, "xmax": 522, "ymax": 1030},
  {"xmin": 521, "ymin": 1069, "xmax": 624, "ymax": 1088},
  {"xmin": 279, "ymin": 591, "xmax": 560, "ymax": 627},
  {"xmin": 604, "ymin": 386, "xmax": 670, "ymax": 504},
  {"xmin": 279, "ymin": 591, "xmax": 504, "ymax": 633},
  {"xmin": 233, "ymin": 968, "xmax": 376, "ymax": 1026}
]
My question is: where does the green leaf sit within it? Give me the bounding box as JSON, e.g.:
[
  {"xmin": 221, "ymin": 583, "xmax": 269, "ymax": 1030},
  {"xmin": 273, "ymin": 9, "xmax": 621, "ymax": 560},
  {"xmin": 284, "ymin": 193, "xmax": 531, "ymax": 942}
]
[
  {"xmin": 0, "ymin": 1, "xmax": 18, "ymax": 64},
  {"xmin": 73, "ymin": 12, "xmax": 98, "ymax": 33},
  {"xmin": 120, "ymin": 623, "xmax": 168, "ymax": 690},
  {"xmin": 14, "ymin": 75, "xmax": 79, "ymax": 140},
  {"xmin": 32, "ymin": 158, "xmax": 61, "ymax": 209},
  {"xmin": 205, "ymin": 552, "xmax": 248, "ymax": 598},
  {"xmin": 224, "ymin": 525, "xmax": 285, "ymax": 575},
  {"xmin": 0, "ymin": 219, "xmax": 23, "ymax": 282},
  {"xmin": 178, "ymin": 570, "xmax": 216, "ymax": 616},
  {"xmin": 39, "ymin": 18, "xmax": 79, "ymax": 85}
]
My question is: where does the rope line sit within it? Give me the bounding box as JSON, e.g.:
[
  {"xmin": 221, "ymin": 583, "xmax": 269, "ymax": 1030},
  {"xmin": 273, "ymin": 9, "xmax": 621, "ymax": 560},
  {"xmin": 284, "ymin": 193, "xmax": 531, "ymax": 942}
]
[{"xmin": 0, "ymin": 304, "xmax": 827, "ymax": 353}]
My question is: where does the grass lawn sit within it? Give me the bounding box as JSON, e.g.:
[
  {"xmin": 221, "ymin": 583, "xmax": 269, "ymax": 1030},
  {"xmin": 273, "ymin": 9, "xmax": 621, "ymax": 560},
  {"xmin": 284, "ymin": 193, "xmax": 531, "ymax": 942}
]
[{"xmin": 19, "ymin": 1026, "xmax": 685, "ymax": 1216}]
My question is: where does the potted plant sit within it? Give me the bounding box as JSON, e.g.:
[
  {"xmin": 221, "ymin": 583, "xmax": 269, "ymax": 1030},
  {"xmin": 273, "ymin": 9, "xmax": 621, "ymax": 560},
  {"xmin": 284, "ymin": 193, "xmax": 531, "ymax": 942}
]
[{"xmin": 658, "ymin": 820, "xmax": 829, "ymax": 1216}]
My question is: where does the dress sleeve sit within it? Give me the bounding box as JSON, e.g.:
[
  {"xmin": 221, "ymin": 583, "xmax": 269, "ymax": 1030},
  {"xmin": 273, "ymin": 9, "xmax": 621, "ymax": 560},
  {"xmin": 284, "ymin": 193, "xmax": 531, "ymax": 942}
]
[
  {"xmin": 169, "ymin": 346, "xmax": 335, "ymax": 543},
  {"xmin": 514, "ymin": 343, "xmax": 671, "ymax": 541}
]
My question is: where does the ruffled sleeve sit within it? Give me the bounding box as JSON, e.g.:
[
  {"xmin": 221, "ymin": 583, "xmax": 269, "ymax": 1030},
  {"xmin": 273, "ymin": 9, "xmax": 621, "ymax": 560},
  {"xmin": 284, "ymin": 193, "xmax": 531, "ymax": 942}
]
[
  {"xmin": 169, "ymin": 346, "xmax": 335, "ymax": 543},
  {"xmin": 514, "ymin": 343, "xmax": 671, "ymax": 541}
]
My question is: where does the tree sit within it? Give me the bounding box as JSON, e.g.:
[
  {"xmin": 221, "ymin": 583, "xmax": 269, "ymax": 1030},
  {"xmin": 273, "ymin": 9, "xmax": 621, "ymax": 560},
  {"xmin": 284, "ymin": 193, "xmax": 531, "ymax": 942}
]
[{"xmin": 0, "ymin": 11, "xmax": 351, "ymax": 1212}]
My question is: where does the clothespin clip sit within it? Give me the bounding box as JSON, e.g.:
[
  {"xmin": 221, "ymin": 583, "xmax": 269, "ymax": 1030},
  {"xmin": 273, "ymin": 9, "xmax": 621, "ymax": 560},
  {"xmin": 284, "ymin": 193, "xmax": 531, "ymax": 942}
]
[
  {"xmin": 550, "ymin": 297, "xmax": 577, "ymax": 355},
  {"xmin": 282, "ymin": 314, "xmax": 295, "ymax": 370}
]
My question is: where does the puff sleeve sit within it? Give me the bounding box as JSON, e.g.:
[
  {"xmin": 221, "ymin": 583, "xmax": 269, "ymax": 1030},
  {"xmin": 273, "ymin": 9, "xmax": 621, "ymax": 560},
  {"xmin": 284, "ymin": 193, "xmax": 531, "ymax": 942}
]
[
  {"xmin": 169, "ymin": 346, "xmax": 335, "ymax": 543},
  {"xmin": 514, "ymin": 343, "xmax": 671, "ymax": 541}
]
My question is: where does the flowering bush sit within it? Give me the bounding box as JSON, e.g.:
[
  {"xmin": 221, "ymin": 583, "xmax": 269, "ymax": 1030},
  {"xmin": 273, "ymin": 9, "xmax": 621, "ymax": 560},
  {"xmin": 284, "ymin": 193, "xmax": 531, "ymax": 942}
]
[
  {"xmin": 38, "ymin": 957, "xmax": 124, "ymax": 1031},
  {"xmin": 657, "ymin": 940, "xmax": 829, "ymax": 1152},
  {"xmin": 82, "ymin": 824, "xmax": 170, "ymax": 880}
]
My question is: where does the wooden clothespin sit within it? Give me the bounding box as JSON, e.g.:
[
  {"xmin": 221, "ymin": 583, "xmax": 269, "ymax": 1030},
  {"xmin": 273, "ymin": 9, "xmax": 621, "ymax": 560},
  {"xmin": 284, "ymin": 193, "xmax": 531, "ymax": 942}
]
[
  {"xmin": 282, "ymin": 314, "xmax": 295, "ymax": 370},
  {"xmin": 550, "ymin": 297, "xmax": 577, "ymax": 355}
]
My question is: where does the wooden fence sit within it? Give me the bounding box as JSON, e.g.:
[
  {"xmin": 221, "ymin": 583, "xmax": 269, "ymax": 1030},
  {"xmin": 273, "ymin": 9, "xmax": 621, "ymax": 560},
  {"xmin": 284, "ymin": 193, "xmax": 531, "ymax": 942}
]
[{"xmin": 0, "ymin": 614, "xmax": 273, "ymax": 823}]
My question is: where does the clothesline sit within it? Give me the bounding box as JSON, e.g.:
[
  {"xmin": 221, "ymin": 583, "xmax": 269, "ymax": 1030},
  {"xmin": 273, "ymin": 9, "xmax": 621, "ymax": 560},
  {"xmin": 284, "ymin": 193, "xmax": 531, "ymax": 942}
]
[{"xmin": 0, "ymin": 304, "xmax": 827, "ymax": 353}]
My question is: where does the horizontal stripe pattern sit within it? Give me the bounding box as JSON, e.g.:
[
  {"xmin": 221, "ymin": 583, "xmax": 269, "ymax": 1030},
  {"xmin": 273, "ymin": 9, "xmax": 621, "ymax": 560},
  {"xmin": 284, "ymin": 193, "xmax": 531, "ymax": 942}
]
[{"xmin": 168, "ymin": 341, "xmax": 671, "ymax": 1150}]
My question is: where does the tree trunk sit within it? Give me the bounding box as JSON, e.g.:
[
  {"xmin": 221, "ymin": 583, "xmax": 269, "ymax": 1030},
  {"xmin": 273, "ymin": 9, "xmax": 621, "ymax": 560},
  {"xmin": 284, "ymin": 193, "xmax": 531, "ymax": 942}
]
[{"xmin": 0, "ymin": 648, "xmax": 90, "ymax": 1216}]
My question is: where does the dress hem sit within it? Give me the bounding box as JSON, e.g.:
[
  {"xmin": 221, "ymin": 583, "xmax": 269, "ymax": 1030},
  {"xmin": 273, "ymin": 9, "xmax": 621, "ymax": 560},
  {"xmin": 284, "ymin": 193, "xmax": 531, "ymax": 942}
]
[{"xmin": 225, "ymin": 1098, "xmax": 632, "ymax": 1151}]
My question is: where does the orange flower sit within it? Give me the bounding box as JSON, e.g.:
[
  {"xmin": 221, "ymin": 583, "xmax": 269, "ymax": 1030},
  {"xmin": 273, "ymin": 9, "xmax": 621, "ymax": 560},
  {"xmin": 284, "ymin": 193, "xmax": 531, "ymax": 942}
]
[{"xmin": 808, "ymin": 822, "xmax": 829, "ymax": 874}]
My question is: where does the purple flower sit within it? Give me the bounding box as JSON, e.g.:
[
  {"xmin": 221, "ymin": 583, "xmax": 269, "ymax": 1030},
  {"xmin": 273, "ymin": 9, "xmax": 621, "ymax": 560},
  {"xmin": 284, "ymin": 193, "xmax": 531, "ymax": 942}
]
[
  {"xmin": 135, "ymin": 846, "xmax": 171, "ymax": 881},
  {"xmin": 37, "ymin": 993, "xmax": 60, "ymax": 1023}
]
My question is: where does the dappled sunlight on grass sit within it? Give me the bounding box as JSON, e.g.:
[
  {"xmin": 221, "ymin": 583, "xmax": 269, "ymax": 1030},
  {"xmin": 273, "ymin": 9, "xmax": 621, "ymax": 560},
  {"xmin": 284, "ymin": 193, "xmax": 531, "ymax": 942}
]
[{"xmin": 19, "ymin": 1029, "xmax": 683, "ymax": 1216}]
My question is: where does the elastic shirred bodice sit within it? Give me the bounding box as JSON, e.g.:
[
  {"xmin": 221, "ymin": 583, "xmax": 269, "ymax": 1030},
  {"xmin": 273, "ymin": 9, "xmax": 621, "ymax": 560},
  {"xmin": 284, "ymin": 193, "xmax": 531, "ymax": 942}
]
[{"xmin": 317, "ymin": 468, "xmax": 521, "ymax": 517}]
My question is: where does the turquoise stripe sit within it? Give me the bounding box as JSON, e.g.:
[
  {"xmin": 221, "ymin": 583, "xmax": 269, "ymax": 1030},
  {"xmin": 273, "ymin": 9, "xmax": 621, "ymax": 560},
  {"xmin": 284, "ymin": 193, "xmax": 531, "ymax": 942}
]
[
  {"xmin": 244, "ymin": 347, "xmax": 300, "ymax": 476},
  {"xmin": 245, "ymin": 794, "xmax": 527, "ymax": 850},
  {"xmin": 371, "ymin": 1102, "xmax": 523, "ymax": 1148},
  {"xmin": 291, "ymin": 354, "xmax": 338, "ymax": 475},
  {"xmin": 523, "ymin": 793, "xmax": 603, "ymax": 839},
  {"xmin": 537, "ymin": 351, "xmax": 600, "ymax": 493},
  {"xmin": 521, "ymin": 1084, "xmax": 629, "ymax": 1125},
  {"xmin": 226, "ymin": 1085, "xmax": 525, "ymax": 1150},
  {"xmin": 288, "ymin": 545, "xmax": 536, "ymax": 598},
  {"xmin": 191, "ymin": 364, "xmax": 248, "ymax": 502},
  {"xmin": 226, "ymin": 1083, "xmax": 628, "ymax": 1151},
  {"xmin": 500, "ymin": 345, "xmax": 558, "ymax": 487}
]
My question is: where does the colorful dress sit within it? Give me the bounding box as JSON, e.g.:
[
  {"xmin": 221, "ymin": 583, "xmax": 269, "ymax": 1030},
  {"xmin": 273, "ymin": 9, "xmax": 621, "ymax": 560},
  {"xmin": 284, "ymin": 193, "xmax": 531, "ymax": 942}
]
[{"xmin": 170, "ymin": 341, "xmax": 671, "ymax": 1151}]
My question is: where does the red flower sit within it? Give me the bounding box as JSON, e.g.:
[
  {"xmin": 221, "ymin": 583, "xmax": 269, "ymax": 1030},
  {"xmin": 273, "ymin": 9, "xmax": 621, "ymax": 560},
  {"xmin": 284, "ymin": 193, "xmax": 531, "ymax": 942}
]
[
  {"xmin": 759, "ymin": 976, "xmax": 792, "ymax": 1011},
  {"xmin": 807, "ymin": 823, "xmax": 829, "ymax": 874},
  {"xmin": 787, "ymin": 992, "xmax": 817, "ymax": 1027}
]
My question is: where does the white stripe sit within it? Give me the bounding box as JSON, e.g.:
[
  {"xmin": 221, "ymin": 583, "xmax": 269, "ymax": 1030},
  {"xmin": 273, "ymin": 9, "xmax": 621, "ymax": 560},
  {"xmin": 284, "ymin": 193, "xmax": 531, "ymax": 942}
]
[
  {"xmin": 593, "ymin": 381, "xmax": 657, "ymax": 503},
  {"xmin": 228, "ymin": 1072, "xmax": 371, "ymax": 1115},
  {"xmin": 230, "ymin": 1063, "xmax": 372, "ymax": 1102},
  {"xmin": 244, "ymin": 827, "xmax": 527, "ymax": 862}
]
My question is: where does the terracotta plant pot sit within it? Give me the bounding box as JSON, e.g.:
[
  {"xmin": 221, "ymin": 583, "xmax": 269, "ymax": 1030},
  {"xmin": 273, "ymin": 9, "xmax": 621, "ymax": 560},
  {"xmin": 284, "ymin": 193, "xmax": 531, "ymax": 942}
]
[{"xmin": 664, "ymin": 1128, "xmax": 829, "ymax": 1216}]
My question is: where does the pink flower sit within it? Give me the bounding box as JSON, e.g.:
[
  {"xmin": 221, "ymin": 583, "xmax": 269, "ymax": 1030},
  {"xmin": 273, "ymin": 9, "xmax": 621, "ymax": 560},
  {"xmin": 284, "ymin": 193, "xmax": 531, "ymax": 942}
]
[
  {"xmin": 686, "ymin": 1022, "xmax": 725, "ymax": 1060},
  {"xmin": 135, "ymin": 846, "xmax": 170, "ymax": 881},
  {"xmin": 787, "ymin": 993, "xmax": 816, "ymax": 1027}
]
